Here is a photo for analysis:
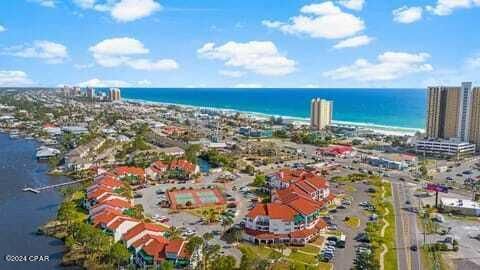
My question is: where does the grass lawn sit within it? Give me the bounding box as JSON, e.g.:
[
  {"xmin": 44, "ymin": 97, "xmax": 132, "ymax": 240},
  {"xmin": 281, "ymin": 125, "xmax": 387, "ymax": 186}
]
[
  {"xmin": 288, "ymin": 249, "xmax": 318, "ymax": 264},
  {"xmin": 366, "ymin": 180, "xmax": 398, "ymax": 270},
  {"xmin": 344, "ymin": 216, "xmax": 361, "ymax": 228},
  {"xmin": 383, "ymin": 201, "xmax": 397, "ymax": 270},
  {"xmin": 239, "ymin": 243, "xmax": 332, "ymax": 269},
  {"xmin": 239, "ymin": 243, "xmax": 280, "ymax": 258},
  {"xmin": 272, "ymin": 261, "xmax": 332, "ymax": 270},
  {"xmin": 345, "ymin": 185, "xmax": 357, "ymax": 193},
  {"xmin": 420, "ymin": 247, "xmax": 449, "ymax": 270},
  {"xmin": 297, "ymin": 244, "xmax": 321, "ymax": 254}
]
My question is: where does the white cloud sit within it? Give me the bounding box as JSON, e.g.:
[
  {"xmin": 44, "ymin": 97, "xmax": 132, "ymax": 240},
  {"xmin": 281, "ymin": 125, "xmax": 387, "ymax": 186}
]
[
  {"xmin": 0, "ymin": 25, "xmax": 6, "ymax": 32},
  {"xmin": 338, "ymin": 0, "xmax": 365, "ymax": 11},
  {"xmin": 137, "ymin": 79, "xmax": 152, "ymax": 86},
  {"xmin": 73, "ymin": 0, "xmax": 161, "ymax": 22},
  {"xmin": 89, "ymin": 37, "xmax": 178, "ymax": 71},
  {"xmin": 333, "ymin": 35, "xmax": 372, "ymax": 49},
  {"xmin": 3, "ymin": 40, "xmax": 68, "ymax": 64},
  {"xmin": 262, "ymin": 1, "xmax": 365, "ymax": 39},
  {"xmin": 393, "ymin": 6, "xmax": 423, "ymax": 24},
  {"xmin": 74, "ymin": 63, "xmax": 95, "ymax": 69},
  {"xmin": 0, "ymin": 70, "xmax": 33, "ymax": 86},
  {"xmin": 127, "ymin": 58, "xmax": 178, "ymax": 71},
  {"xmin": 77, "ymin": 78, "xmax": 155, "ymax": 87},
  {"xmin": 426, "ymin": 0, "xmax": 480, "ymax": 16},
  {"xmin": 233, "ymin": 83, "xmax": 263, "ymax": 88},
  {"xmin": 77, "ymin": 78, "xmax": 129, "ymax": 87},
  {"xmin": 111, "ymin": 0, "xmax": 162, "ymax": 22},
  {"xmin": 30, "ymin": 0, "xmax": 56, "ymax": 8},
  {"xmin": 323, "ymin": 51, "xmax": 433, "ymax": 81},
  {"xmin": 467, "ymin": 55, "xmax": 480, "ymax": 68},
  {"xmin": 73, "ymin": 0, "xmax": 95, "ymax": 9},
  {"xmin": 219, "ymin": 70, "xmax": 244, "ymax": 78},
  {"xmin": 198, "ymin": 41, "xmax": 296, "ymax": 76}
]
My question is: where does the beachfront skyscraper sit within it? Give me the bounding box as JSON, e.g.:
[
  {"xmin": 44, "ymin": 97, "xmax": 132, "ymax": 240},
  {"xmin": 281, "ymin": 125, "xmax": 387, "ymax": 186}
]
[
  {"xmin": 426, "ymin": 82, "xmax": 480, "ymax": 148},
  {"xmin": 310, "ymin": 98, "xmax": 332, "ymax": 130},
  {"xmin": 108, "ymin": 88, "xmax": 121, "ymax": 102},
  {"xmin": 86, "ymin": 87, "xmax": 95, "ymax": 99}
]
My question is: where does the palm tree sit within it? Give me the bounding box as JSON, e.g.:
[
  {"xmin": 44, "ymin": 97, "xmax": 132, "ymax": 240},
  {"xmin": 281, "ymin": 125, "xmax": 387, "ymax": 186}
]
[
  {"xmin": 166, "ymin": 226, "xmax": 182, "ymax": 240},
  {"xmin": 220, "ymin": 210, "xmax": 234, "ymax": 233},
  {"xmin": 202, "ymin": 208, "xmax": 220, "ymax": 224}
]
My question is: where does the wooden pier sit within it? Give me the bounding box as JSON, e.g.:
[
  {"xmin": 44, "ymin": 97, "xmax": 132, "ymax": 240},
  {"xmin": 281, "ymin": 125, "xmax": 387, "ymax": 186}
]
[{"xmin": 22, "ymin": 179, "xmax": 89, "ymax": 194}]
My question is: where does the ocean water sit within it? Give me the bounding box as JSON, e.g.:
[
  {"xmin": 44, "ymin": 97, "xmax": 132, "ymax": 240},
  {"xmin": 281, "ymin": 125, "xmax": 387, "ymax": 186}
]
[{"xmin": 120, "ymin": 88, "xmax": 426, "ymax": 132}]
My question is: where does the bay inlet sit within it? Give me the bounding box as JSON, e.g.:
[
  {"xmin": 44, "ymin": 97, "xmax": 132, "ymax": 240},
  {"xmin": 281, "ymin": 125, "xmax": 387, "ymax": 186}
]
[{"xmin": 0, "ymin": 133, "xmax": 67, "ymax": 270}]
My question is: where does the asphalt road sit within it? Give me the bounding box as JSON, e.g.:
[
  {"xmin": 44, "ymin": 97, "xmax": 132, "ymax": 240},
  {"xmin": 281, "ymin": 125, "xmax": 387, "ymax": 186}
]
[{"xmin": 392, "ymin": 182, "xmax": 422, "ymax": 270}]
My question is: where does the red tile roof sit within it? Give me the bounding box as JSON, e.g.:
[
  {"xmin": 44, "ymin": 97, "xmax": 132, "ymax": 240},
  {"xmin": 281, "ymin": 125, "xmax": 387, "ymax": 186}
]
[
  {"xmin": 87, "ymin": 186, "xmax": 113, "ymax": 200},
  {"xmin": 115, "ymin": 166, "xmax": 145, "ymax": 180},
  {"xmin": 169, "ymin": 159, "xmax": 196, "ymax": 174},
  {"xmin": 132, "ymin": 234, "xmax": 169, "ymax": 249},
  {"xmin": 92, "ymin": 208, "xmax": 122, "ymax": 226},
  {"xmin": 106, "ymin": 216, "xmax": 138, "ymax": 230},
  {"xmin": 165, "ymin": 239, "xmax": 184, "ymax": 254},
  {"xmin": 246, "ymin": 203, "xmax": 297, "ymax": 221},
  {"xmin": 246, "ymin": 204, "xmax": 267, "ymax": 218},
  {"xmin": 94, "ymin": 174, "xmax": 123, "ymax": 188},
  {"xmin": 142, "ymin": 240, "xmax": 168, "ymax": 261},
  {"xmin": 285, "ymin": 196, "xmax": 322, "ymax": 216},
  {"xmin": 150, "ymin": 160, "xmax": 168, "ymax": 173},
  {"xmin": 93, "ymin": 198, "xmax": 132, "ymax": 210},
  {"xmin": 122, "ymin": 222, "xmax": 166, "ymax": 241}
]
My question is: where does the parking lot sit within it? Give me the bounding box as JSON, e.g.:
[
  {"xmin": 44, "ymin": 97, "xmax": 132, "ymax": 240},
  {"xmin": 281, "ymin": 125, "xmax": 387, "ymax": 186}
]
[
  {"xmin": 325, "ymin": 181, "xmax": 371, "ymax": 269},
  {"xmin": 417, "ymin": 191, "xmax": 480, "ymax": 269},
  {"xmin": 133, "ymin": 173, "xmax": 254, "ymax": 263}
]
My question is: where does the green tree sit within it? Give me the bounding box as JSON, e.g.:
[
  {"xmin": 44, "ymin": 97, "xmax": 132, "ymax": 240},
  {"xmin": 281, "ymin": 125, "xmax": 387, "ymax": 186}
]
[
  {"xmin": 253, "ymin": 174, "xmax": 266, "ymax": 187},
  {"xmin": 220, "ymin": 210, "xmax": 234, "ymax": 233},
  {"xmin": 48, "ymin": 155, "xmax": 61, "ymax": 170},
  {"xmin": 185, "ymin": 144, "xmax": 201, "ymax": 164},
  {"xmin": 166, "ymin": 226, "xmax": 182, "ymax": 240},
  {"xmin": 186, "ymin": 236, "xmax": 204, "ymax": 253},
  {"xmin": 211, "ymin": 255, "xmax": 236, "ymax": 270},
  {"xmin": 202, "ymin": 208, "xmax": 220, "ymax": 224},
  {"xmin": 57, "ymin": 201, "xmax": 82, "ymax": 232},
  {"xmin": 109, "ymin": 242, "xmax": 130, "ymax": 267}
]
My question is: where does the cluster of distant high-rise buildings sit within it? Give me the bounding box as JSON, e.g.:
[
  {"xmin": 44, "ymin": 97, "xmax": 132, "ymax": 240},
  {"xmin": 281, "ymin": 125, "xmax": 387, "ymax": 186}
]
[
  {"xmin": 62, "ymin": 86, "xmax": 121, "ymax": 102},
  {"xmin": 417, "ymin": 82, "xmax": 480, "ymax": 158}
]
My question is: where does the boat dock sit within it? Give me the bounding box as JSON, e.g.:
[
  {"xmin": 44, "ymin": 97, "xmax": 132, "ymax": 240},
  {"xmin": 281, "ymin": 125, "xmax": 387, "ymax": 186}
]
[{"xmin": 22, "ymin": 179, "xmax": 89, "ymax": 194}]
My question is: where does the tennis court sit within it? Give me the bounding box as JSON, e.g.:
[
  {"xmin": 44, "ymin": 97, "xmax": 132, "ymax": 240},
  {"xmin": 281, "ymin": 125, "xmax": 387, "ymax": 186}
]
[
  {"xmin": 197, "ymin": 190, "xmax": 220, "ymax": 204},
  {"xmin": 173, "ymin": 193, "xmax": 195, "ymax": 204},
  {"xmin": 168, "ymin": 188, "xmax": 226, "ymax": 209}
]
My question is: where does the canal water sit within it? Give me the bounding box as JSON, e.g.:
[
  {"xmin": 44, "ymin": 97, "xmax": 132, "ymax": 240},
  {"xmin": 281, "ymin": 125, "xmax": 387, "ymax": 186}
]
[{"xmin": 0, "ymin": 133, "xmax": 67, "ymax": 270}]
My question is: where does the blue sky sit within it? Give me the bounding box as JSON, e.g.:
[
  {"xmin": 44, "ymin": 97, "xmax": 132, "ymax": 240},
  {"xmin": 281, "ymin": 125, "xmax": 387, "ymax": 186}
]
[{"xmin": 0, "ymin": 0, "xmax": 479, "ymax": 88}]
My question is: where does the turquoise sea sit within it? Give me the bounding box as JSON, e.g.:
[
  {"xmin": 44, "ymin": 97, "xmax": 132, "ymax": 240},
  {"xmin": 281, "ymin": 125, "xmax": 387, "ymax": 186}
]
[{"xmin": 120, "ymin": 88, "xmax": 426, "ymax": 134}]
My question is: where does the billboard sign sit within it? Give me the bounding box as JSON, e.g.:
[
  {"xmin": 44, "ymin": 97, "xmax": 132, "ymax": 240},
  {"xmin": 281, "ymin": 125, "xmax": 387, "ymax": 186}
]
[{"xmin": 426, "ymin": 183, "xmax": 448, "ymax": 193}]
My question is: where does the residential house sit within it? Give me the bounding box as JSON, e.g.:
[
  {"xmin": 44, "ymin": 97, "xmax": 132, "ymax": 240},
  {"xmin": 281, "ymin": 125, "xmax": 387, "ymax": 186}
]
[
  {"xmin": 146, "ymin": 160, "xmax": 169, "ymax": 180},
  {"xmin": 115, "ymin": 166, "xmax": 146, "ymax": 184}
]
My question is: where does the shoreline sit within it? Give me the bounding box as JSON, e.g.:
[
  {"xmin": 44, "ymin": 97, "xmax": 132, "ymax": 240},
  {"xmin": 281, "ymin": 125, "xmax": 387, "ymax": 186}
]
[{"xmin": 124, "ymin": 98, "xmax": 424, "ymax": 136}]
